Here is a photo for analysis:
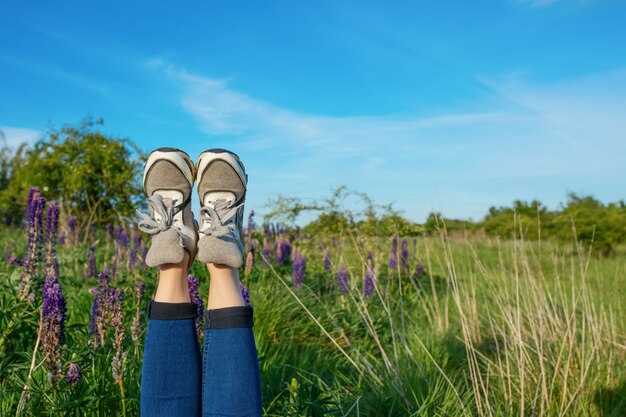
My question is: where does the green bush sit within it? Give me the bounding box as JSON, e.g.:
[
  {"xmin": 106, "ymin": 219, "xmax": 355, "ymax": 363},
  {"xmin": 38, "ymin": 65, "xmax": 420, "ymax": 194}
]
[{"xmin": 0, "ymin": 118, "xmax": 144, "ymax": 227}]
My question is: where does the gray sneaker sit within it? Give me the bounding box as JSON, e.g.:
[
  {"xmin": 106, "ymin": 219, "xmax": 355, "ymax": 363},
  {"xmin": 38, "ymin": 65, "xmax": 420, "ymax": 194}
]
[
  {"xmin": 137, "ymin": 147, "xmax": 198, "ymax": 268},
  {"xmin": 195, "ymin": 148, "xmax": 248, "ymax": 268}
]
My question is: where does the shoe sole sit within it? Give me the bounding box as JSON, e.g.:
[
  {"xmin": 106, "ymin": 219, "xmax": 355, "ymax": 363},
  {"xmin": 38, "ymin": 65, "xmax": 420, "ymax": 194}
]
[
  {"xmin": 143, "ymin": 147, "xmax": 195, "ymax": 194},
  {"xmin": 195, "ymin": 148, "xmax": 248, "ymax": 189}
]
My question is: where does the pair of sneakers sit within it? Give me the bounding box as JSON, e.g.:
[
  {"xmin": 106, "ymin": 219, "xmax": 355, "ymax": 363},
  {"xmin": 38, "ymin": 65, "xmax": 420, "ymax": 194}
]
[{"xmin": 137, "ymin": 147, "xmax": 248, "ymax": 269}]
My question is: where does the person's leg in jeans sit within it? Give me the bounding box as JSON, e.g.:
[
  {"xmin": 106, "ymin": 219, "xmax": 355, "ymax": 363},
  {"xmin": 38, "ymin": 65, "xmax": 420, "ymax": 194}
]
[
  {"xmin": 137, "ymin": 148, "xmax": 202, "ymax": 416},
  {"xmin": 140, "ymin": 256, "xmax": 202, "ymax": 417},
  {"xmin": 201, "ymin": 263, "xmax": 262, "ymax": 417},
  {"xmin": 195, "ymin": 149, "xmax": 262, "ymax": 416}
]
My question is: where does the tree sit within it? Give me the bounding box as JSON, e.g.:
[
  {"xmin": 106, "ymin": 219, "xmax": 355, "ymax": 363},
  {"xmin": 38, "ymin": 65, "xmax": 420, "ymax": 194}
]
[{"xmin": 0, "ymin": 118, "xmax": 145, "ymax": 227}]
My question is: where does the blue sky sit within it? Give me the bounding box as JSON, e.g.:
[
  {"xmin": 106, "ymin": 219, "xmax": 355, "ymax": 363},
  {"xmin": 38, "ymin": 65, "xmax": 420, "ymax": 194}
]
[{"xmin": 1, "ymin": 0, "xmax": 625, "ymax": 224}]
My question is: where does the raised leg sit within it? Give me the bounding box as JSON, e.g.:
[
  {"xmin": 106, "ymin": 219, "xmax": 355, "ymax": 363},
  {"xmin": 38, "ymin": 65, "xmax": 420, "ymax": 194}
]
[
  {"xmin": 201, "ymin": 263, "xmax": 262, "ymax": 417},
  {"xmin": 140, "ymin": 254, "xmax": 202, "ymax": 417}
]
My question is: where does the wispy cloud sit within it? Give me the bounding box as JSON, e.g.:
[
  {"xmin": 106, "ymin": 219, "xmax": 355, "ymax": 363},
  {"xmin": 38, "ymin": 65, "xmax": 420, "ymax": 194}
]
[
  {"xmin": 0, "ymin": 127, "xmax": 42, "ymax": 149},
  {"xmin": 154, "ymin": 62, "xmax": 626, "ymax": 221}
]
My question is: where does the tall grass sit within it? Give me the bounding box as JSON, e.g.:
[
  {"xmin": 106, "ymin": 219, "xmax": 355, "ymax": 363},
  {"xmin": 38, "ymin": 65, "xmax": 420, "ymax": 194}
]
[{"xmin": 1, "ymin": 220, "xmax": 624, "ymax": 416}]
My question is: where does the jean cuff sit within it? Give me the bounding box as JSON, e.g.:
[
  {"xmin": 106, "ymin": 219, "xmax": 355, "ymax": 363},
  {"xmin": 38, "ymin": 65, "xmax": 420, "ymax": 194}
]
[
  {"xmin": 147, "ymin": 300, "xmax": 198, "ymax": 320},
  {"xmin": 205, "ymin": 306, "xmax": 254, "ymax": 329}
]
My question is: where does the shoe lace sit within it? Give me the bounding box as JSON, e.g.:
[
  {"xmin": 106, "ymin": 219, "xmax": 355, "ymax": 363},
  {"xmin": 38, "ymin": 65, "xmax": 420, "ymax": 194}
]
[
  {"xmin": 136, "ymin": 194, "xmax": 188, "ymax": 236},
  {"xmin": 199, "ymin": 199, "xmax": 242, "ymax": 238}
]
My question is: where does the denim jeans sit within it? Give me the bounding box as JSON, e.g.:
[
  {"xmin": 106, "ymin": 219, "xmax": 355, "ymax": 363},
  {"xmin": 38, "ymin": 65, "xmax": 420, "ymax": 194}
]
[{"xmin": 140, "ymin": 301, "xmax": 263, "ymax": 417}]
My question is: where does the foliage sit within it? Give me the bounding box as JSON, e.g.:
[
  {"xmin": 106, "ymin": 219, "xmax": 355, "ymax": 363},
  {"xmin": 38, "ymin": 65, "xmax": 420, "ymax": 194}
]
[
  {"xmin": 1, "ymin": 203, "xmax": 625, "ymax": 416},
  {"xmin": 0, "ymin": 118, "xmax": 144, "ymax": 228},
  {"xmin": 266, "ymin": 186, "xmax": 423, "ymax": 237}
]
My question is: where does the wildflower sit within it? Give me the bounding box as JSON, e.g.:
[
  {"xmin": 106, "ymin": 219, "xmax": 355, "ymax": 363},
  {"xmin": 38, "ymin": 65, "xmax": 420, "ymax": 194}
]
[
  {"xmin": 187, "ymin": 275, "xmax": 205, "ymax": 339},
  {"xmin": 247, "ymin": 210, "xmax": 256, "ymax": 233},
  {"xmin": 41, "ymin": 274, "xmax": 67, "ymax": 389},
  {"xmin": 20, "ymin": 187, "xmax": 45, "ymax": 298},
  {"xmin": 261, "ymin": 238, "xmax": 271, "ymax": 267},
  {"xmin": 87, "ymin": 243, "xmax": 97, "ymax": 278},
  {"xmin": 59, "ymin": 232, "xmax": 66, "ymax": 245},
  {"xmin": 130, "ymin": 231, "xmax": 141, "ymax": 268},
  {"xmin": 417, "ymin": 262, "xmax": 425, "ymax": 277},
  {"xmin": 9, "ymin": 256, "xmax": 21, "ymax": 265},
  {"xmin": 43, "ymin": 201, "xmax": 60, "ymax": 278},
  {"xmin": 323, "ymin": 250, "xmax": 331, "ymax": 272},
  {"xmin": 292, "ymin": 248, "xmax": 306, "ymax": 288},
  {"xmin": 363, "ymin": 266, "xmax": 375, "ymax": 298},
  {"xmin": 388, "ymin": 251, "xmax": 397, "ymax": 269},
  {"xmin": 90, "ymin": 271, "xmax": 111, "ymax": 347},
  {"xmin": 66, "ymin": 363, "xmax": 81, "ymax": 385},
  {"xmin": 244, "ymin": 251, "xmax": 253, "ymax": 277},
  {"xmin": 109, "ymin": 287, "xmax": 126, "ymax": 404},
  {"xmin": 67, "ymin": 215, "xmax": 76, "ymax": 233},
  {"xmin": 392, "ymin": 235, "xmax": 398, "ymax": 256},
  {"xmin": 240, "ymin": 282, "xmax": 250, "ymax": 306},
  {"xmin": 367, "ymin": 251, "xmax": 374, "ymax": 268},
  {"xmin": 337, "ymin": 263, "xmax": 348, "ymax": 293},
  {"xmin": 274, "ymin": 235, "xmax": 291, "ymax": 264},
  {"xmin": 118, "ymin": 230, "xmax": 129, "ymax": 250},
  {"xmin": 400, "ymin": 238, "xmax": 409, "ymax": 273}
]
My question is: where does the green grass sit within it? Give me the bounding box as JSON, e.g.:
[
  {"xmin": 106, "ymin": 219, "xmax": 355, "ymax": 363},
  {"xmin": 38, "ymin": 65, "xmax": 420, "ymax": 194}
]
[{"xmin": 1, "ymin": 225, "xmax": 625, "ymax": 416}]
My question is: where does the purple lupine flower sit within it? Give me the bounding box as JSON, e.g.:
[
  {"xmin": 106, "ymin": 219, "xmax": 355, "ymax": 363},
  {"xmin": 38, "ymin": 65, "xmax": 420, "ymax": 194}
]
[
  {"xmin": 413, "ymin": 238, "xmax": 417, "ymax": 257},
  {"xmin": 392, "ymin": 235, "xmax": 398, "ymax": 256},
  {"xmin": 118, "ymin": 230, "xmax": 129, "ymax": 249},
  {"xmin": 274, "ymin": 235, "xmax": 291, "ymax": 264},
  {"xmin": 240, "ymin": 282, "xmax": 250, "ymax": 306},
  {"xmin": 261, "ymin": 238, "xmax": 271, "ymax": 267},
  {"xmin": 41, "ymin": 274, "xmax": 67, "ymax": 388},
  {"xmin": 247, "ymin": 210, "xmax": 256, "ymax": 233},
  {"xmin": 87, "ymin": 243, "xmax": 97, "ymax": 277},
  {"xmin": 388, "ymin": 251, "xmax": 397, "ymax": 269},
  {"xmin": 400, "ymin": 238, "xmax": 409, "ymax": 272},
  {"xmin": 129, "ymin": 230, "xmax": 140, "ymax": 269},
  {"xmin": 58, "ymin": 232, "xmax": 66, "ymax": 245},
  {"xmin": 367, "ymin": 251, "xmax": 374, "ymax": 268},
  {"xmin": 337, "ymin": 263, "xmax": 348, "ymax": 293},
  {"xmin": 363, "ymin": 266, "xmax": 375, "ymax": 298},
  {"xmin": 20, "ymin": 187, "xmax": 45, "ymax": 298},
  {"xmin": 9, "ymin": 256, "xmax": 21, "ymax": 265},
  {"xmin": 109, "ymin": 287, "xmax": 126, "ymax": 386},
  {"xmin": 323, "ymin": 250, "xmax": 331, "ymax": 272},
  {"xmin": 263, "ymin": 224, "xmax": 271, "ymax": 239},
  {"xmin": 90, "ymin": 270, "xmax": 111, "ymax": 346},
  {"xmin": 66, "ymin": 363, "xmax": 81, "ymax": 384},
  {"xmin": 44, "ymin": 201, "xmax": 60, "ymax": 278},
  {"xmin": 244, "ymin": 251, "xmax": 253, "ymax": 277},
  {"xmin": 417, "ymin": 262, "xmax": 425, "ymax": 277},
  {"xmin": 113, "ymin": 225, "xmax": 121, "ymax": 241},
  {"xmin": 67, "ymin": 215, "xmax": 77, "ymax": 232},
  {"xmin": 292, "ymin": 248, "xmax": 306, "ymax": 288},
  {"xmin": 187, "ymin": 274, "xmax": 205, "ymax": 340}
]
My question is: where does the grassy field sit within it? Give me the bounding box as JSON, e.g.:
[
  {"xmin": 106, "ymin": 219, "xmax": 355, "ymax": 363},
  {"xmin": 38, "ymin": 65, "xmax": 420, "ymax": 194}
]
[{"xmin": 1, "ymin": 221, "xmax": 625, "ymax": 416}]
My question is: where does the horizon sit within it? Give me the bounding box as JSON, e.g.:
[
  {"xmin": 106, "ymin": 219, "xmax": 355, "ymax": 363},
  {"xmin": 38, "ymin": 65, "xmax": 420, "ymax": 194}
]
[{"xmin": 1, "ymin": 1, "xmax": 625, "ymax": 225}]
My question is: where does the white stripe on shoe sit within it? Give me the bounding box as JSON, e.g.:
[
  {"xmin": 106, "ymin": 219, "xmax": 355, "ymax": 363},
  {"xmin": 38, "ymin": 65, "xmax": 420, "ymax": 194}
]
[
  {"xmin": 143, "ymin": 150, "xmax": 195, "ymax": 190},
  {"xmin": 195, "ymin": 151, "xmax": 247, "ymax": 189}
]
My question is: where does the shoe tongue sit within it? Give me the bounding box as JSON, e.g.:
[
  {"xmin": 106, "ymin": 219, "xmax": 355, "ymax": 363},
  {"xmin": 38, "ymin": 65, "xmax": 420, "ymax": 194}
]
[{"xmin": 203, "ymin": 192, "xmax": 236, "ymax": 208}]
